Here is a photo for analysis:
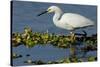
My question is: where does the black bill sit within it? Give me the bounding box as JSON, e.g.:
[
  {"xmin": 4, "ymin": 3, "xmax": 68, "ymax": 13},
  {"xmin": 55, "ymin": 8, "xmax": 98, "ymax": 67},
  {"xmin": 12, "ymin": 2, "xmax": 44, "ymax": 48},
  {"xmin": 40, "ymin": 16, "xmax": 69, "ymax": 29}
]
[{"xmin": 37, "ymin": 11, "xmax": 48, "ymax": 16}]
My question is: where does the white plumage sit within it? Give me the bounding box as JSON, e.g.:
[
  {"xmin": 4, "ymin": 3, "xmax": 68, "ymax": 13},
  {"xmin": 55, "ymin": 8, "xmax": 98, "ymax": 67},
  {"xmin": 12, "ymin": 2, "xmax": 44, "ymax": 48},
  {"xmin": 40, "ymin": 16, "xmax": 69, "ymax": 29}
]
[
  {"xmin": 58, "ymin": 13, "xmax": 94, "ymax": 30},
  {"xmin": 38, "ymin": 5, "xmax": 94, "ymax": 31}
]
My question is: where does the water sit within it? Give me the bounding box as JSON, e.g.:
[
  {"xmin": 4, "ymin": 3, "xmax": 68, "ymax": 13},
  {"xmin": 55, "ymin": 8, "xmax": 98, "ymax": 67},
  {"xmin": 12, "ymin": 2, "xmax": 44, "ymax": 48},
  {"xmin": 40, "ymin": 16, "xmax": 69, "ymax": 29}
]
[{"xmin": 12, "ymin": 1, "xmax": 97, "ymax": 66}]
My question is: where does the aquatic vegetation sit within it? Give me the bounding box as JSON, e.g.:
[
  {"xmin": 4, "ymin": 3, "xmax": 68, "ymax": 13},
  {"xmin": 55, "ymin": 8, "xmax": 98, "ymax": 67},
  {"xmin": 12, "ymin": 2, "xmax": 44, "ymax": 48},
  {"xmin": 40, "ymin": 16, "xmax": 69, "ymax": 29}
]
[
  {"xmin": 12, "ymin": 33, "xmax": 22, "ymax": 47},
  {"xmin": 88, "ymin": 56, "xmax": 97, "ymax": 62},
  {"xmin": 12, "ymin": 27, "xmax": 97, "ymax": 64},
  {"xmin": 32, "ymin": 60, "xmax": 46, "ymax": 65},
  {"xmin": 22, "ymin": 56, "xmax": 97, "ymax": 65},
  {"xmin": 12, "ymin": 53, "xmax": 22, "ymax": 59},
  {"xmin": 24, "ymin": 60, "xmax": 46, "ymax": 65},
  {"xmin": 12, "ymin": 27, "xmax": 97, "ymax": 49},
  {"xmin": 12, "ymin": 53, "xmax": 97, "ymax": 65},
  {"xmin": 24, "ymin": 59, "xmax": 34, "ymax": 64}
]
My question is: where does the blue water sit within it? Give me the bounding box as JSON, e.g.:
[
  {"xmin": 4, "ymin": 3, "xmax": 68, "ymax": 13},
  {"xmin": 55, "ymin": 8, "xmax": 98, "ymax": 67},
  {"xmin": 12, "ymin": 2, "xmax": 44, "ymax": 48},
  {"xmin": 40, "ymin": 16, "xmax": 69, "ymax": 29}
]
[
  {"xmin": 12, "ymin": 1, "xmax": 97, "ymax": 66},
  {"xmin": 13, "ymin": 45, "xmax": 68, "ymax": 65}
]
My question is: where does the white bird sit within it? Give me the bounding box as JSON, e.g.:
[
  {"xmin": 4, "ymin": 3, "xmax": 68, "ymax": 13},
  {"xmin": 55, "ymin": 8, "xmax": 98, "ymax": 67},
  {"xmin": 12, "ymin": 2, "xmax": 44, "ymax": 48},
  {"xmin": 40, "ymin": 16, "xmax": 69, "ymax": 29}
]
[{"xmin": 38, "ymin": 6, "xmax": 94, "ymax": 41}]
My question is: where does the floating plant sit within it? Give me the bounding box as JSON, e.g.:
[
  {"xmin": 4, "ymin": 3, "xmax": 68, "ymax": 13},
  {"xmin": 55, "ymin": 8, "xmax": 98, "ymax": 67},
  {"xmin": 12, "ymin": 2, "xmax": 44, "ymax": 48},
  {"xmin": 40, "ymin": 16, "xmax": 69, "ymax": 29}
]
[
  {"xmin": 12, "ymin": 53, "xmax": 22, "ymax": 59},
  {"xmin": 12, "ymin": 27, "xmax": 97, "ymax": 63},
  {"xmin": 23, "ymin": 56, "xmax": 97, "ymax": 65},
  {"xmin": 12, "ymin": 27, "xmax": 97, "ymax": 47},
  {"xmin": 24, "ymin": 59, "xmax": 34, "ymax": 64},
  {"xmin": 24, "ymin": 60, "xmax": 46, "ymax": 65}
]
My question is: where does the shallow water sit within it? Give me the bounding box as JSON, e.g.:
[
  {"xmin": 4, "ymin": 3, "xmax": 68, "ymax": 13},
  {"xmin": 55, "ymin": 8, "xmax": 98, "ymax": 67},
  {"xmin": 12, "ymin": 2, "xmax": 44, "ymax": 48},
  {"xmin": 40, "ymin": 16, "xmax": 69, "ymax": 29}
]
[
  {"xmin": 13, "ymin": 45, "xmax": 69, "ymax": 65},
  {"xmin": 12, "ymin": 1, "xmax": 97, "ymax": 66}
]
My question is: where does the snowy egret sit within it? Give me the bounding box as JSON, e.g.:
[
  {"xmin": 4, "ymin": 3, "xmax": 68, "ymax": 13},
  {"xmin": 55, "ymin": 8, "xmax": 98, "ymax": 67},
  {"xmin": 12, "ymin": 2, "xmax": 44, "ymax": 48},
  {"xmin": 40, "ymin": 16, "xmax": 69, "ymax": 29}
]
[{"xmin": 37, "ymin": 6, "xmax": 94, "ymax": 41}]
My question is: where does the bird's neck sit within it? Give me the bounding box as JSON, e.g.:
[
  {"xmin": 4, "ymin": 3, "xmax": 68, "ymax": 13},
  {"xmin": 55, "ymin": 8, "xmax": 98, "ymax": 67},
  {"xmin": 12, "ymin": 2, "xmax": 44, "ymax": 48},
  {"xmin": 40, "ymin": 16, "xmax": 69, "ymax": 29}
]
[{"xmin": 53, "ymin": 10, "xmax": 63, "ymax": 23}]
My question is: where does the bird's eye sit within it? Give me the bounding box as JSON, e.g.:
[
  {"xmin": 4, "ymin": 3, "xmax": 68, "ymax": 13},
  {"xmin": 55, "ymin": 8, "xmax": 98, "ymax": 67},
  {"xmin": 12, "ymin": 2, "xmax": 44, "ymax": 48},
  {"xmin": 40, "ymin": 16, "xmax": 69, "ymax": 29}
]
[{"xmin": 48, "ymin": 9, "xmax": 51, "ymax": 11}]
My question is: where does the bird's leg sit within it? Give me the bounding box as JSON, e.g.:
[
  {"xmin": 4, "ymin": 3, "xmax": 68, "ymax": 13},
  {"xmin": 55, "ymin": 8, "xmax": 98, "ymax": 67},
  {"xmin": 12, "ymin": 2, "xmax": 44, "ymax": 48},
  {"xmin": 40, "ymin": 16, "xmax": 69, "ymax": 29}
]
[
  {"xmin": 69, "ymin": 31, "xmax": 77, "ymax": 58},
  {"xmin": 70, "ymin": 32, "xmax": 76, "ymax": 43}
]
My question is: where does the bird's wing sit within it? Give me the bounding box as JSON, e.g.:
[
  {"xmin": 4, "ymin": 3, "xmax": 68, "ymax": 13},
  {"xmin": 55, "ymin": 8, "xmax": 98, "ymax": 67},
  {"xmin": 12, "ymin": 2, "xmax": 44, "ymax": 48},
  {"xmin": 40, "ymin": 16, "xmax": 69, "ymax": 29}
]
[{"xmin": 60, "ymin": 13, "xmax": 94, "ymax": 28}]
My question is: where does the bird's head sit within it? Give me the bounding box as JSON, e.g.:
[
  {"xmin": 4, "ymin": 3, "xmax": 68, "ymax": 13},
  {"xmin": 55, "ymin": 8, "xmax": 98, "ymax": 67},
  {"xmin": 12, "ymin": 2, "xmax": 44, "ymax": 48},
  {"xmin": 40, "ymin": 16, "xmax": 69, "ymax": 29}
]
[
  {"xmin": 47, "ymin": 6, "xmax": 59, "ymax": 13},
  {"xmin": 37, "ymin": 6, "xmax": 62, "ymax": 16}
]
